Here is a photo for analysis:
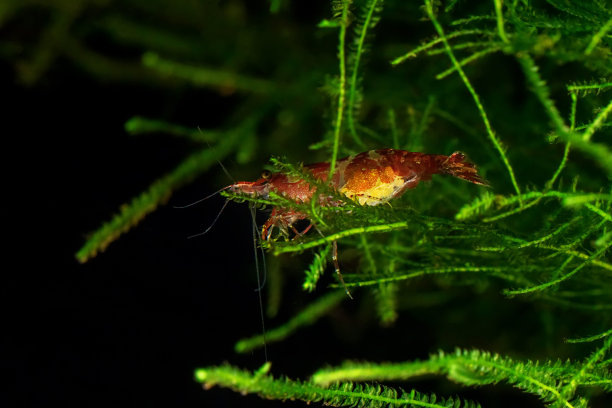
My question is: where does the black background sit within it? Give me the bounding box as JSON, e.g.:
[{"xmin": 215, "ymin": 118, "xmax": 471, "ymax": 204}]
[{"xmin": 5, "ymin": 58, "xmax": 281, "ymax": 406}]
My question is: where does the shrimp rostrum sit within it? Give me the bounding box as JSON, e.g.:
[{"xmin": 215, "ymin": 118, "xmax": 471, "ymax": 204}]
[{"xmin": 224, "ymin": 148, "xmax": 488, "ymax": 296}]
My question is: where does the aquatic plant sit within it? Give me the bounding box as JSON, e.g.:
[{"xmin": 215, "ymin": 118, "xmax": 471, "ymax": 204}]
[{"xmin": 16, "ymin": 0, "xmax": 608, "ymax": 405}]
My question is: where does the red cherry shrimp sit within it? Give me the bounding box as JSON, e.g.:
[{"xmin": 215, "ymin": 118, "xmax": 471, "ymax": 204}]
[{"xmin": 225, "ymin": 148, "xmax": 489, "ymax": 297}]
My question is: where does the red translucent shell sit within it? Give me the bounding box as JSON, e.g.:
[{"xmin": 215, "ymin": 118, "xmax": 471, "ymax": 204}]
[{"xmin": 228, "ymin": 149, "xmax": 488, "ymax": 239}]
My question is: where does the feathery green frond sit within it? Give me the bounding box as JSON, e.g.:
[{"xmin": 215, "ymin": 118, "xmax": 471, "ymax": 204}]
[
  {"xmin": 312, "ymin": 348, "xmax": 612, "ymax": 407},
  {"xmin": 328, "ymin": 0, "xmax": 352, "ymax": 179},
  {"xmin": 562, "ymin": 335, "xmax": 612, "ymax": 400},
  {"xmin": 346, "ymin": 0, "xmax": 384, "ymax": 148},
  {"xmin": 516, "ymin": 53, "xmax": 569, "ymax": 139},
  {"xmin": 391, "ymin": 29, "xmax": 495, "ymax": 65},
  {"xmin": 76, "ymin": 121, "xmax": 251, "ymax": 263},
  {"xmin": 273, "ymin": 221, "xmax": 415, "ymax": 255},
  {"xmin": 503, "ymin": 242, "xmax": 612, "ymax": 296},
  {"xmin": 424, "ymin": 0, "xmax": 522, "ymax": 198},
  {"xmin": 567, "ymin": 81, "xmax": 612, "ymax": 95},
  {"xmin": 435, "ymin": 46, "xmax": 501, "ymax": 80},
  {"xmin": 303, "ymin": 243, "xmax": 332, "ymax": 292},
  {"xmin": 375, "ymin": 281, "xmax": 398, "ymax": 325},
  {"xmin": 196, "ymin": 363, "xmax": 482, "ymax": 408}
]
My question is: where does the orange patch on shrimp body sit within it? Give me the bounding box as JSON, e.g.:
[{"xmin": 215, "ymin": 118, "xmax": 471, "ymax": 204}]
[{"xmin": 340, "ymin": 164, "xmax": 405, "ymax": 206}]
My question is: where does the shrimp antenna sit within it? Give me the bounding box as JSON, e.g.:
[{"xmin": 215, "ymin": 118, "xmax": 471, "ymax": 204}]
[
  {"xmin": 197, "ymin": 126, "xmax": 236, "ymax": 184},
  {"xmin": 249, "ymin": 203, "xmax": 268, "ymax": 362},
  {"xmin": 186, "ymin": 199, "xmax": 230, "ymax": 239},
  {"xmin": 249, "ymin": 204, "xmax": 267, "ymax": 292},
  {"xmin": 173, "ymin": 186, "xmax": 230, "ymax": 209},
  {"xmin": 173, "ymin": 127, "xmax": 237, "ymax": 210},
  {"xmin": 257, "ymin": 242, "xmax": 268, "ymax": 292},
  {"xmin": 216, "ymin": 157, "xmax": 236, "ymax": 184}
]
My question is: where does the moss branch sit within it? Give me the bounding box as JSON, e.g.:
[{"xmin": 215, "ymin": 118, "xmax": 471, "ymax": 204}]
[
  {"xmin": 76, "ymin": 120, "xmax": 252, "ymax": 263},
  {"xmin": 142, "ymin": 52, "xmax": 275, "ymax": 94},
  {"xmin": 272, "ymin": 221, "xmax": 416, "ymax": 255},
  {"xmin": 425, "ymin": 1, "xmax": 522, "ymax": 198},
  {"xmin": 346, "ymin": 0, "xmax": 382, "ymax": 148},
  {"xmin": 234, "ymin": 290, "xmax": 345, "ymax": 353},
  {"xmin": 328, "ymin": 1, "xmax": 351, "ymax": 180},
  {"xmin": 311, "ymin": 349, "xmax": 603, "ymax": 407},
  {"xmin": 195, "ymin": 363, "xmax": 479, "ymax": 408}
]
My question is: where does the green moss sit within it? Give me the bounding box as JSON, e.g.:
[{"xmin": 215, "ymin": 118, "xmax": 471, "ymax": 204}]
[{"xmin": 12, "ymin": 0, "xmax": 609, "ymax": 405}]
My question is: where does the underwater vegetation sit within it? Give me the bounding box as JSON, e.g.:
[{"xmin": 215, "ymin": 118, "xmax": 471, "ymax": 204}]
[{"xmin": 6, "ymin": 0, "xmax": 610, "ymax": 406}]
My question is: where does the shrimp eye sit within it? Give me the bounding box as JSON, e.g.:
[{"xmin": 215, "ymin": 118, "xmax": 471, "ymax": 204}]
[{"xmin": 261, "ymin": 170, "xmax": 271, "ymax": 179}]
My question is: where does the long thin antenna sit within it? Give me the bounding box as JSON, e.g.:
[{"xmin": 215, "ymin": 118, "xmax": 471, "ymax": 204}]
[
  {"xmin": 250, "ymin": 203, "xmax": 268, "ymax": 362},
  {"xmin": 173, "ymin": 186, "xmax": 230, "ymax": 209},
  {"xmin": 251, "ymin": 206, "xmax": 267, "ymax": 292},
  {"xmin": 217, "ymin": 158, "xmax": 236, "ymax": 185},
  {"xmin": 256, "ymin": 240, "xmax": 267, "ymax": 292},
  {"xmin": 186, "ymin": 199, "xmax": 230, "ymax": 239},
  {"xmin": 197, "ymin": 125, "xmax": 236, "ymax": 184},
  {"xmin": 175, "ymin": 127, "xmax": 235, "ymax": 210}
]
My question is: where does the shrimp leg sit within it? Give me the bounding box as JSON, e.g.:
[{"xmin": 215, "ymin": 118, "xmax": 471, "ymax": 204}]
[{"xmin": 332, "ymin": 240, "xmax": 353, "ymax": 299}]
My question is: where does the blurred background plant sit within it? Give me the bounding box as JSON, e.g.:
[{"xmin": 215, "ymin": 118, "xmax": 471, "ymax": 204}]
[{"xmin": 4, "ymin": 0, "xmax": 611, "ymax": 407}]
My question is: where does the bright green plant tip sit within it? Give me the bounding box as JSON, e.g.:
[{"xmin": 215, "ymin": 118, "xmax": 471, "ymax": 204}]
[
  {"xmin": 567, "ymin": 328, "xmax": 612, "ymax": 344},
  {"xmin": 312, "ymin": 359, "xmax": 446, "ymax": 387},
  {"xmin": 194, "ymin": 369, "xmax": 207, "ymax": 383}
]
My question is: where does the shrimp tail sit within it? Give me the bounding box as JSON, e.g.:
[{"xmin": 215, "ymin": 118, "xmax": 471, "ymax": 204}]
[{"xmin": 438, "ymin": 152, "xmax": 489, "ymax": 186}]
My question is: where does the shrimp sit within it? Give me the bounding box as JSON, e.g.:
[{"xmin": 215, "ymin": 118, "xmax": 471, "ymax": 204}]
[
  {"xmin": 226, "ymin": 149, "xmax": 488, "ymax": 296},
  {"xmin": 228, "ymin": 149, "xmax": 487, "ymax": 238}
]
